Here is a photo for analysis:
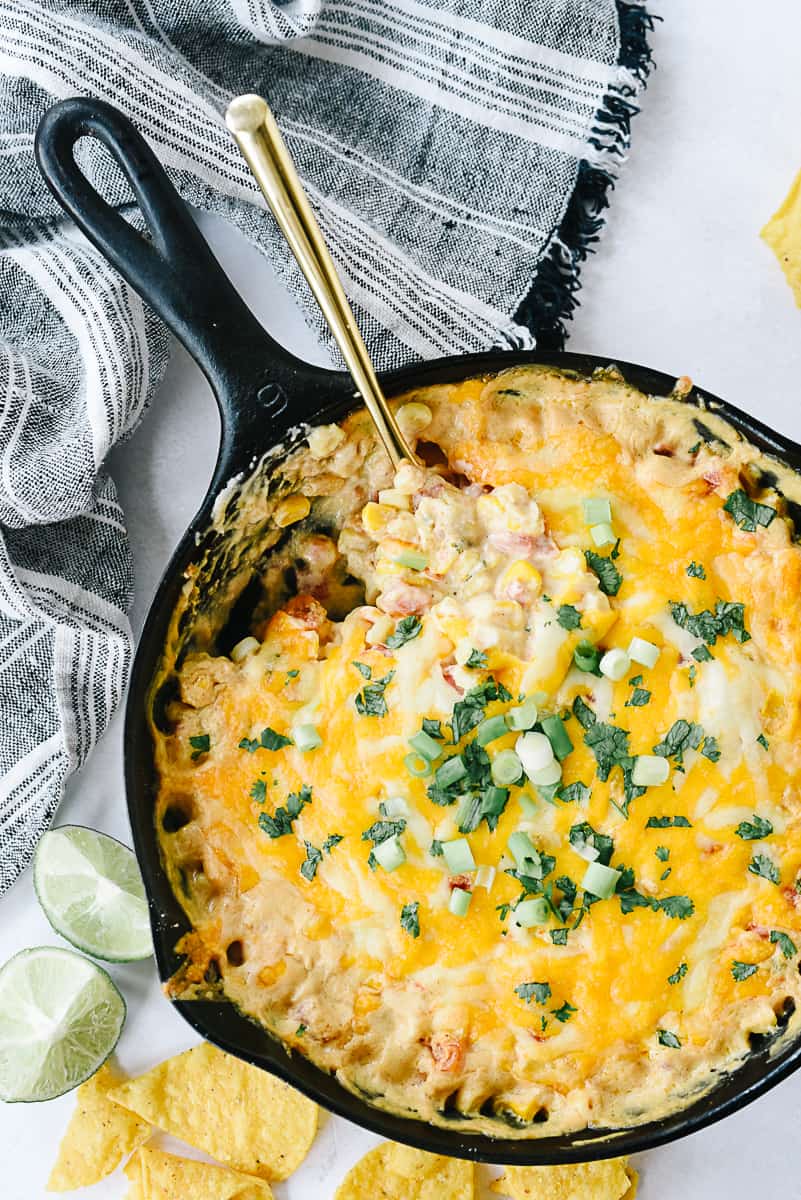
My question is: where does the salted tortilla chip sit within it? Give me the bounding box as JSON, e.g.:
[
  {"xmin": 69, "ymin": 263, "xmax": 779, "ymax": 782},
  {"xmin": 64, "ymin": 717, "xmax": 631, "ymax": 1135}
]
[
  {"xmin": 491, "ymin": 1157, "xmax": 636, "ymax": 1200},
  {"xmin": 334, "ymin": 1141, "xmax": 474, "ymax": 1199},
  {"xmin": 108, "ymin": 1042, "xmax": 317, "ymax": 1181},
  {"xmin": 762, "ymin": 168, "xmax": 801, "ymax": 305},
  {"xmin": 47, "ymin": 1061, "xmax": 150, "ymax": 1191},
  {"xmin": 125, "ymin": 1146, "xmax": 273, "ymax": 1199}
]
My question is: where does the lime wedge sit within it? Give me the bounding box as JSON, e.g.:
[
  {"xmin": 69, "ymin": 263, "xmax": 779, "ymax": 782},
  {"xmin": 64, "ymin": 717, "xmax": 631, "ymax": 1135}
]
[
  {"xmin": 34, "ymin": 826, "xmax": 152, "ymax": 962},
  {"xmin": 0, "ymin": 946, "xmax": 126, "ymax": 1101}
]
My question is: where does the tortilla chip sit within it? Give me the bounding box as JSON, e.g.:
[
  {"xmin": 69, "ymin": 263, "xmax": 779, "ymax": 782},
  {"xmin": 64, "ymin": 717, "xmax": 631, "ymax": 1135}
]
[
  {"xmin": 125, "ymin": 1146, "xmax": 273, "ymax": 1199},
  {"xmin": 491, "ymin": 1157, "xmax": 636, "ymax": 1200},
  {"xmin": 762, "ymin": 168, "xmax": 801, "ymax": 306},
  {"xmin": 334, "ymin": 1141, "xmax": 474, "ymax": 1199},
  {"xmin": 108, "ymin": 1042, "xmax": 317, "ymax": 1180},
  {"xmin": 47, "ymin": 1061, "xmax": 150, "ymax": 1191}
]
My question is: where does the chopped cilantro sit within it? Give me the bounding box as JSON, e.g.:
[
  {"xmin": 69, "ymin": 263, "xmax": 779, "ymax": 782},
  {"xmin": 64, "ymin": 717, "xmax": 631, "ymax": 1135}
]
[
  {"xmin": 660, "ymin": 867, "xmax": 672, "ymax": 881},
  {"xmin": 659, "ymin": 895, "xmax": 695, "ymax": 920},
  {"xmin": 295, "ymin": 1023, "xmax": 307, "ymax": 1036},
  {"xmin": 669, "ymin": 599, "xmax": 750, "ymax": 646},
  {"xmin": 629, "ymin": 674, "xmax": 643, "ymax": 687},
  {"xmin": 352, "ymin": 661, "xmax": 372, "ymax": 679},
  {"xmin": 692, "ymin": 645, "xmax": 713, "ymax": 663},
  {"xmin": 626, "ymin": 687, "xmax": 651, "ymax": 708},
  {"xmin": 557, "ymin": 604, "xmax": 582, "ymax": 631},
  {"xmin": 689, "ymin": 440, "xmax": 702, "ymax": 455},
  {"xmin": 429, "ymin": 839, "xmax": 444, "ymax": 857},
  {"xmin": 653, "ymin": 719, "xmax": 703, "ymax": 766},
  {"xmin": 646, "ymin": 815, "xmax": 692, "ymax": 828},
  {"xmin": 584, "ymin": 721, "xmax": 631, "ymax": 782},
  {"xmin": 450, "ymin": 678, "xmax": 511, "ymax": 743},
  {"xmin": 735, "ymin": 814, "xmax": 773, "ymax": 840},
  {"xmin": 515, "ymin": 981, "xmax": 551, "ymax": 1005},
  {"xmin": 355, "ymin": 670, "xmax": 395, "ymax": 717},
  {"xmin": 322, "ymin": 833, "xmax": 343, "ymax": 854},
  {"xmin": 551, "ymin": 1001, "xmax": 577, "ymax": 1023},
  {"xmin": 422, "ymin": 718, "xmax": 444, "ymax": 740},
  {"xmin": 465, "ymin": 648, "xmax": 488, "ymax": 669},
  {"xmin": 569, "ymin": 821, "xmax": 613, "ymax": 866},
  {"xmin": 286, "ymin": 669, "xmax": 299, "ymax": 680},
  {"xmin": 655, "ymin": 845, "xmax": 670, "ymax": 861},
  {"xmin": 731, "ymin": 960, "xmax": 758, "ymax": 981},
  {"xmin": 701, "ymin": 735, "xmax": 721, "ymax": 762},
  {"xmin": 584, "ymin": 549, "xmax": 623, "ymax": 596},
  {"xmin": 770, "ymin": 930, "xmax": 797, "ymax": 958},
  {"xmin": 559, "ymin": 781, "xmax": 591, "ymax": 805},
  {"xmin": 572, "ymin": 695, "xmax": 597, "ymax": 730},
  {"xmin": 749, "ymin": 854, "xmax": 780, "ymax": 884},
  {"xmin": 386, "ymin": 616, "xmax": 422, "ymax": 649},
  {"xmin": 668, "ymin": 962, "xmax": 688, "ymax": 985},
  {"xmin": 550, "ymin": 927, "xmax": 569, "ymax": 946},
  {"xmin": 687, "ymin": 561, "xmax": 706, "ymax": 579},
  {"xmin": 300, "ymin": 842, "xmax": 322, "ymax": 881},
  {"xmin": 496, "ymin": 902, "xmax": 511, "ymax": 921},
  {"xmin": 757, "ymin": 733, "xmax": 770, "ymax": 751},
  {"xmin": 688, "ymin": 665, "xmax": 697, "ymax": 686},
  {"xmin": 258, "ymin": 785, "xmax": 312, "ymax": 839},
  {"xmin": 723, "ymin": 489, "xmax": 776, "ymax": 532},
  {"xmin": 189, "ymin": 733, "xmax": 210, "ymax": 760},
  {"xmin": 400, "ymin": 901, "xmax": 420, "ymax": 938},
  {"xmin": 250, "ymin": 779, "xmax": 267, "ymax": 803},
  {"xmin": 658, "ymin": 1029, "xmax": 681, "ymax": 1049},
  {"xmin": 259, "ymin": 727, "xmax": 293, "ymax": 751}
]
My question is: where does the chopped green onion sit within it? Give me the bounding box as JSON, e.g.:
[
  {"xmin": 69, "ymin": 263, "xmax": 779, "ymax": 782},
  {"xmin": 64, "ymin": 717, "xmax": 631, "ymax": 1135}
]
[
  {"xmin": 441, "ymin": 837, "xmax": 476, "ymax": 873},
  {"xmin": 394, "ymin": 549, "xmax": 429, "ymax": 571},
  {"xmin": 583, "ymin": 498, "xmax": 612, "ymax": 526},
  {"xmin": 530, "ymin": 759, "xmax": 562, "ymax": 787},
  {"xmin": 491, "ymin": 749, "xmax": 523, "ymax": 786},
  {"xmin": 590, "ymin": 522, "xmax": 616, "ymax": 548},
  {"xmin": 408, "ymin": 730, "xmax": 443, "ymax": 762},
  {"xmin": 573, "ymin": 841, "xmax": 600, "ymax": 863},
  {"xmin": 435, "ymin": 755, "xmax": 468, "ymax": 788},
  {"xmin": 599, "ymin": 648, "xmax": 630, "ymax": 681},
  {"xmin": 474, "ymin": 865, "xmax": 496, "ymax": 890},
  {"xmin": 505, "ymin": 697, "xmax": 539, "ymax": 731},
  {"xmin": 404, "ymin": 752, "xmax": 432, "ymax": 777},
  {"xmin": 632, "ymin": 755, "xmax": 670, "ymax": 787},
  {"xmin": 628, "ymin": 637, "xmax": 661, "ymax": 669},
  {"xmin": 513, "ymin": 897, "xmax": 550, "ymax": 927},
  {"xmin": 293, "ymin": 724, "xmax": 322, "ymax": 752},
  {"xmin": 476, "ymin": 715, "xmax": 509, "ymax": 746},
  {"xmin": 541, "ymin": 714, "xmax": 574, "ymax": 761},
  {"xmin": 449, "ymin": 887, "xmax": 472, "ymax": 917},
  {"xmin": 581, "ymin": 860, "xmax": 621, "ymax": 899},
  {"xmin": 382, "ymin": 795, "xmax": 408, "ymax": 818},
  {"xmin": 573, "ymin": 640, "xmax": 602, "ymax": 674},
  {"xmin": 480, "ymin": 786, "xmax": 509, "ymax": 818},
  {"xmin": 508, "ymin": 831, "xmax": 538, "ymax": 871},
  {"xmin": 515, "ymin": 731, "xmax": 554, "ymax": 778},
  {"xmin": 230, "ymin": 636, "xmax": 260, "ymax": 663},
  {"xmin": 518, "ymin": 792, "xmax": 538, "ymax": 817},
  {"xmin": 373, "ymin": 835, "xmax": 406, "ymax": 872},
  {"xmin": 457, "ymin": 793, "xmax": 482, "ymax": 832}
]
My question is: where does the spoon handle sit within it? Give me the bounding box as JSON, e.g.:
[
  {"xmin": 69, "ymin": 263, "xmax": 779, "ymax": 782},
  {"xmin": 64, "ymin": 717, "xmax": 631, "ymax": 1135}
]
[{"xmin": 226, "ymin": 93, "xmax": 419, "ymax": 469}]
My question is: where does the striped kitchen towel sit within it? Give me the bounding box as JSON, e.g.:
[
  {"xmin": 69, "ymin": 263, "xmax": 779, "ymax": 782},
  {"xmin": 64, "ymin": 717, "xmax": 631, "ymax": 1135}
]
[{"xmin": 0, "ymin": 0, "xmax": 655, "ymax": 891}]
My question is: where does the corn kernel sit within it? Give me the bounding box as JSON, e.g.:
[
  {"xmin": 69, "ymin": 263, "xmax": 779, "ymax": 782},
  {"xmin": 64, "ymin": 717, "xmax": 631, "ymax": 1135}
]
[
  {"xmin": 307, "ymin": 423, "xmax": 345, "ymax": 458},
  {"xmin": 230, "ymin": 635, "xmax": 260, "ymax": 663},
  {"xmin": 397, "ymin": 401, "xmax": 432, "ymax": 435},
  {"xmin": 361, "ymin": 501, "xmax": 392, "ymax": 533},
  {"xmin": 375, "ymin": 558, "xmax": 405, "ymax": 577},
  {"xmin": 501, "ymin": 560, "xmax": 541, "ymax": 587},
  {"xmin": 477, "ymin": 494, "xmax": 502, "ymax": 522},
  {"xmin": 274, "ymin": 493, "xmax": 311, "ymax": 528},
  {"xmin": 493, "ymin": 601, "xmax": 526, "ymax": 629},
  {"xmin": 378, "ymin": 488, "xmax": 412, "ymax": 510}
]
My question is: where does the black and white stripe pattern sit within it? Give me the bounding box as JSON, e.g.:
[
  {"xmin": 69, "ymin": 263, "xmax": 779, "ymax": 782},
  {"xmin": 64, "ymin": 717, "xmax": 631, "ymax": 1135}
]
[{"xmin": 0, "ymin": 0, "xmax": 650, "ymax": 891}]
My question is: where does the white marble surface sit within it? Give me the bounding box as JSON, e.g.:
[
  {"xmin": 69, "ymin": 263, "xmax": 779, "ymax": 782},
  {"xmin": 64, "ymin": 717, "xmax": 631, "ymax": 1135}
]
[{"xmin": 4, "ymin": 1, "xmax": 801, "ymax": 1194}]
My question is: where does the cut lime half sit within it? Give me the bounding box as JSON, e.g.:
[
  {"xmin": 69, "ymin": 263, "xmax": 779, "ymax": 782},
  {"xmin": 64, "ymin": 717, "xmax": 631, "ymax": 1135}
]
[
  {"xmin": 0, "ymin": 946, "xmax": 126, "ymax": 1102},
  {"xmin": 34, "ymin": 825, "xmax": 152, "ymax": 962}
]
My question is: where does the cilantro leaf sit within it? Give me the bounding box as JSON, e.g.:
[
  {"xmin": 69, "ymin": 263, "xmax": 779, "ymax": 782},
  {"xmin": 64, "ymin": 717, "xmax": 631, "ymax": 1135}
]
[
  {"xmin": 584, "ymin": 721, "xmax": 631, "ymax": 782},
  {"xmin": 189, "ymin": 733, "xmax": 210, "ymax": 760},
  {"xmin": 749, "ymin": 854, "xmax": 780, "ymax": 884},
  {"xmin": 701, "ymin": 735, "xmax": 721, "ymax": 762},
  {"xmin": 362, "ymin": 818, "xmax": 406, "ymax": 846},
  {"xmin": 465, "ymin": 648, "xmax": 488, "ymax": 669},
  {"xmin": 400, "ymin": 901, "xmax": 420, "ymax": 938},
  {"xmin": 757, "ymin": 733, "xmax": 770, "ymax": 751},
  {"xmin": 687, "ymin": 561, "xmax": 706, "ymax": 579},
  {"xmin": 515, "ymin": 981, "xmax": 551, "ymax": 1005},
  {"xmin": 626, "ymin": 687, "xmax": 651, "ymax": 707},
  {"xmin": 669, "ymin": 599, "xmax": 750, "ymax": 646},
  {"xmin": 668, "ymin": 962, "xmax": 688, "ymax": 985},
  {"xmin": 658, "ymin": 1029, "xmax": 681, "ymax": 1048},
  {"xmin": 645, "ymin": 815, "xmax": 692, "ymax": 828},
  {"xmin": 652, "ymin": 719, "xmax": 703, "ymax": 766},
  {"xmin": 572, "ymin": 694, "xmax": 597, "ymax": 730},
  {"xmin": 352, "ymin": 661, "xmax": 372, "ymax": 679},
  {"xmin": 735, "ymin": 814, "xmax": 773, "ymax": 840},
  {"xmin": 557, "ymin": 604, "xmax": 582, "ymax": 631},
  {"xmin": 250, "ymin": 779, "xmax": 267, "ymax": 803},
  {"xmin": 559, "ymin": 781, "xmax": 591, "ymax": 805},
  {"xmin": 429, "ymin": 839, "xmax": 444, "ymax": 857},
  {"xmin": 355, "ymin": 670, "xmax": 395, "ymax": 717},
  {"xmin": 569, "ymin": 821, "xmax": 613, "ymax": 866},
  {"xmin": 300, "ymin": 842, "xmax": 322, "ymax": 881},
  {"xmin": 731, "ymin": 960, "xmax": 758, "ymax": 981},
  {"xmin": 450, "ymin": 678, "xmax": 511, "ymax": 743},
  {"xmin": 386, "ymin": 616, "xmax": 422, "ymax": 650},
  {"xmin": 655, "ymin": 845, "xmax": 670, "ymax": 861},
  {"xmin": 422, "ymin": 718, "xmax": 444, "ymax": 740},
  {"xmin": 551, "ymin": 1001, "xmax": 577, "ymax": 1023},
  {"xmin": 550, "ymin": 928, "xmax": 569, "ymax": 946},
  {"xmin": 585, "ymin": 549, "xmax": 623, "ymax": 596},
  {"xmin": 262, "ymin": 727, "xmax": 293, "ymax": 751},
  {"xmin": 723, "ymin": 489, "xmax": 776, "ymax": 533},
  {"xmin": 322, "ymin": 833, "xmax": 343, "ymax": 854},
  {"xmin": 258, "ymin": 785, "xmax": 312, "ymax": 838},
  {"xmin": 770, "ymin": 930, "xmax": 797, "ymax": 959},
  {"xmin": 659, "ymin": 895, "xmax": 695, "ymax": 920}
]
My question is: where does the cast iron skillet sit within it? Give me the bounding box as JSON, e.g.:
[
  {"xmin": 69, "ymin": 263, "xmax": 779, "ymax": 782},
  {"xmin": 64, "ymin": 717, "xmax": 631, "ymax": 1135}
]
[{"xmin": 35, "ymin": 96, "xmax": 801, "ymax": 1164}]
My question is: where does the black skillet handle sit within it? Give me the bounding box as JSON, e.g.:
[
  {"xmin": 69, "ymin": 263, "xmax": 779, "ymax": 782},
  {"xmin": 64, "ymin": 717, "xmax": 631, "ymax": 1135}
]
[{"xmin": 34, "ymin": 97, "xmax": 316, "ymax": 454}]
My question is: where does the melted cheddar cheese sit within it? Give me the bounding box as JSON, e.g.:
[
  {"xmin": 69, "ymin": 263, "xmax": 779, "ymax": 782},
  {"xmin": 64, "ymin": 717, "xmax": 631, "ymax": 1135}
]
[{"xmin": 155, "ymin": 366, "xmax": 801, "ymax": 1137}]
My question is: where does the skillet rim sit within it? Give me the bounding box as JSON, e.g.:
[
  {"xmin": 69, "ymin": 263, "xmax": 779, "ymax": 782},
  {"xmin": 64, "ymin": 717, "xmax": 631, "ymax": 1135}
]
[{"xmin": 125, "ymin": 347, "xmax": 801, "ymax": 1164}]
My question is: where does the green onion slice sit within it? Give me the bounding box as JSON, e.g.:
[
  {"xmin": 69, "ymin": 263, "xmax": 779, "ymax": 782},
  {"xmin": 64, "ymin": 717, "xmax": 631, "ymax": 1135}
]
[
  {"xmin": 408, "ymin": 730, "xmax": 443, "ymax": 762},
  {"xmin": 491, "ymin": 749, "xmax": 523, "ymax": 786}
]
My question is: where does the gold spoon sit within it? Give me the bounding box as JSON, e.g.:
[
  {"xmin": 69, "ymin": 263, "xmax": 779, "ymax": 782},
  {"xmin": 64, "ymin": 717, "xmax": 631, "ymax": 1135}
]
[{"xmin": 225, "ymin": 93, "xmax": 420, "ymax": 469}]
